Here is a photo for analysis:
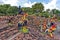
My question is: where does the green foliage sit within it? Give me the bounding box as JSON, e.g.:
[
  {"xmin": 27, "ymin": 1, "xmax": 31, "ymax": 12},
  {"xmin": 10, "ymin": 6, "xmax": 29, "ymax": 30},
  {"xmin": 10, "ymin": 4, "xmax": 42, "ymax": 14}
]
[
  {"xmin": 21, "ymin": 7, "xmax": 33, "ymax": 15},
  {"xmin": 0, "ymin": 3, "xmax": 60, "ymax": 18},
  {"xmin": 6, "ymin": 6, "xmax": 18, "ymax": 15},
  {"xmin": 51, "ymin": 9, "xmax": 60, "ymax": 15},
  {"xmin": 58, "ymin": 17, "xmax": 60, "ymax": 20},
  {"xmin": 0, "ymin": 4, "xmax": 18, "ymax": 16},
  {"xmin": 32, "ymin": 3, "xmax": 44, "ymax": 13}
]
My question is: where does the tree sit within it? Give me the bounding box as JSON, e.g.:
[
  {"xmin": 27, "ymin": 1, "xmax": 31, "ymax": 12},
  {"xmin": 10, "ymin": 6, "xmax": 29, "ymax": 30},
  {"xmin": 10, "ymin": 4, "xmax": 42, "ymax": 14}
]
[
  {"xmin": 32, "ymin": 3, "xmax": 44, "ymax": 13},
  {"xmin": 51, "ymin": 9, "xmax": 60, "ymax": 15},
  {"xmin": 6, "ymin": 6, "xmax": 18, "ymax": 15},
  {"xmin": 0, "ymin": 4, "xmax": 10, "ymax": 15},
  {"xmin": 21, "ymin": 7, "xmax": 33, "ymax": 15},
  {"xmin": 0, "ymin": 4, "xmax": 19, "ymax": 15},
  {"xmin": 46, "ymin": 9, "xmax": 50, "ymax": 13}
]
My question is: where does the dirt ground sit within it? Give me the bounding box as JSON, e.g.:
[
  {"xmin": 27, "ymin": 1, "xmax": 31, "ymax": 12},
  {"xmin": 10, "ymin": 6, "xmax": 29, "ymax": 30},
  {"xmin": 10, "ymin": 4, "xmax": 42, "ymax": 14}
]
[{"xmin": 0, "ymin": 15, "xmax": 60, "ymax": 40}]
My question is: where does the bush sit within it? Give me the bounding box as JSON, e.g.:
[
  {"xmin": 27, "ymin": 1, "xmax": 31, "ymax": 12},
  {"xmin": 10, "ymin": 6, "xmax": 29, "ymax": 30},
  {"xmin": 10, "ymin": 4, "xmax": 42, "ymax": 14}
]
[{"xmin": 57, "ymin": 17, "xmax": 60, "ymax": 20}]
